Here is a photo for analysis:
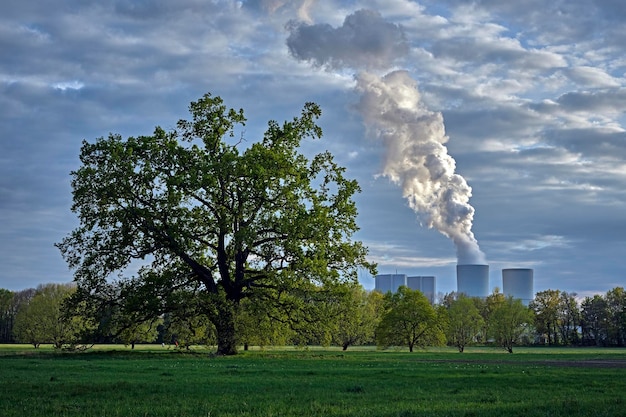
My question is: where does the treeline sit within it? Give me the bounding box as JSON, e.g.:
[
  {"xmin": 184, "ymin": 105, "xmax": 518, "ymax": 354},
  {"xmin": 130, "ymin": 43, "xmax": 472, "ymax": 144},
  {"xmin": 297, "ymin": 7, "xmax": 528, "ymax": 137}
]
[{"xmin": 1, "ymin": 283, "xmax": 625, "ymax": 351}]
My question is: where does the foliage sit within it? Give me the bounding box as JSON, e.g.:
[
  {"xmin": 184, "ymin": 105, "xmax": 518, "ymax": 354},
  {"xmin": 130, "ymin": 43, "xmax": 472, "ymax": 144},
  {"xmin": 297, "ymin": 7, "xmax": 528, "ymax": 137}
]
[
  {"xmin": 490, "ymin": 296, "xmax": 533, "ymax": 353},
  {"xmin": 57, "ymin": 93, "xmax": 374, "ymax": 355},
  {"xmin": 160, "ymin": 297, "xmax": 217, "ymax": 348},
  {"xmin": 445, "ymin": 294, "xmax": 484, "ymax": 352},
  {"xmin": 0, "ymin": 288, "xmax": 36, "ymax": 344},
  {"xmin": 530, "ymin": 289, "xmax": 561, "ymax": 345},
  {"xmin": 376, "ymin": 286, "xmax": 445, "ymax": 352},
  {"xmin": 581, "ymin": 294, "xmax": 609, "ymax": 346},
  {"xmin": 12, "ymin": 283, "xmax": 92, "ymax": 348},
  {"xmin": 604, "ymin": 287, "xmax": 626, "ymax": 346},
  {"xmin": 332, "ymin": 285, "xmax": 383, "ymax": 350},
  {"xmin": 117, "ymin": 318, "xmax": 161, "ymax": 349},
  {"xmin": 0, "ymin": 289, "xmax": 15, "ymax": 343},
  {"xmin": 235, "ymin": 297, "xmax": 293, "ymax": 349},
  {"xmin": 478, "ymin": 290, "xmax": 505, "ymax": 343},
  {"xmin": 557, "ymin": 291, "xmax": 580, "ymax": 345}
]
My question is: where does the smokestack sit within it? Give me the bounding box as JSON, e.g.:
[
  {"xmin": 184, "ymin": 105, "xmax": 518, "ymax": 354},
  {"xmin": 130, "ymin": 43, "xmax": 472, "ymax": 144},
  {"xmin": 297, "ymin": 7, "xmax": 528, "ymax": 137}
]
[
  {"xmin": 457, "ymin": 264, "xmax": 489, "ymax": 298},
  {"xmin": 355, "ymin": 71, "xmax": 486, "ymax": 265}
]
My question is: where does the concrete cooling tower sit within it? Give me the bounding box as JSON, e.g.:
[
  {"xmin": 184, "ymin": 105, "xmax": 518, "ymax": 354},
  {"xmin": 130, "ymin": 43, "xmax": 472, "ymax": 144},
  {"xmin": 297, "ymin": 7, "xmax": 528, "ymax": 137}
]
[
  {"xmin": 457, "ymin": 264, "xmax": 489, "ymax": 298},
  {"xmin": 502, "ymin": 268, "xmax": 534, "ymax": 305}
]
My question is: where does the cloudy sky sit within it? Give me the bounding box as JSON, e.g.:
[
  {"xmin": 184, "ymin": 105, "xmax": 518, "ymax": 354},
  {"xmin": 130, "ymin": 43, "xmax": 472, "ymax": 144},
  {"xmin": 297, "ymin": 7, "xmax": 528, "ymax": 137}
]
[{"xmin": 2, "ymin": 0, "xmax": 625, "ymax": 299}]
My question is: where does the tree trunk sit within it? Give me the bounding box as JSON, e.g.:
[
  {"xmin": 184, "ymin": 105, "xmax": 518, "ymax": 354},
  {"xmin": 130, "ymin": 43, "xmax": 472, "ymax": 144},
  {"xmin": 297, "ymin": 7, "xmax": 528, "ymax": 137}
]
[{"xmin": 214, "ymin": 301, "xmax": 238, "ymax": 355}]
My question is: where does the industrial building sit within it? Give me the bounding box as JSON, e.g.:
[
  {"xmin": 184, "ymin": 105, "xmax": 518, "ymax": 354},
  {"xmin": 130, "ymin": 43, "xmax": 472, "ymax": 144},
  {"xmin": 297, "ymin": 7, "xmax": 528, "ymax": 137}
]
[
  {"xmin": 502, "ymin": 268, "xmax": 534, "ymax": 305},
  {"xmin": 374, "ymin": 274, "xmax": 407, "ymax": 294},
  {"xmin": 375, "ymin": 265, "xmax": 534, "ymax": 305},
  {"xmin": 374, "ymin": 274, "xmax": 436, "ymax": 304},
  {"xmin": 456, "ymin": 264, "xmax": 489, "ymax": 298}
]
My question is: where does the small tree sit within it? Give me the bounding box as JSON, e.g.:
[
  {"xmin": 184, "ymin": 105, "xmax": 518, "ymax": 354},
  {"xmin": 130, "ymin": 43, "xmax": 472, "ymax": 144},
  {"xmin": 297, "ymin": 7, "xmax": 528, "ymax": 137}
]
[
  {"xmin": 476, "ymin": 290, "xmax": 505, "ymax": 343},
  {"xmin": 557, "ymin": 291, "xmax": 580, "ymax": 345},
  {"xmin": 118, "ymin": 319, "xmax": 161, "ymax": 349},
  {"xmin": 530, "ymin": 289, "xmax": 562, "ymax": 345},
  {"xmin": 0, "ymin": 289, "xmax": 15, "ymax": 343},
  {"xmin": 605, "ymin": 287, "xmax": 626, "ymax": 346},
  {"xmin": 490, "ymin": 296, "xmax": 533, "ymax": 353},
  {"xmin": 13, "ymin": 283, "xmax": 87, "ymax": 348},
  {"xmin": 581, "ymin": 295, "xmax": 609, "ymax": 346},
  {"xmin": 333, "ymin": 285, "xmax": 383, "ymax": 350},
  {"xmin": 446, "ymin": 294, "xmax": 484, "ymax": 352},
  {"xmin": 376, "ymin": 286, "xmax": 445, "ymax": 352}
]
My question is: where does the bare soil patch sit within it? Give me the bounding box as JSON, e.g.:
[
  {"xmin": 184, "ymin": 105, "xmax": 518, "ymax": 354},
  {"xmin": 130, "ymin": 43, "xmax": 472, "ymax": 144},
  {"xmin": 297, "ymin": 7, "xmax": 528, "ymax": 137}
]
[{"xmin": 425, "ymin": 358, "xmax": 626, "ymax": 368}]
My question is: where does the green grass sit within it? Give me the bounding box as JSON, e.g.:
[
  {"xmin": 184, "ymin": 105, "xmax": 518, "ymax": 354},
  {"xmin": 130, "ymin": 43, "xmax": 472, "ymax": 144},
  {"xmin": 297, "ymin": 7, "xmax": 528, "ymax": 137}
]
[{"xmin": 1, "ymin": 345, "xmax": 625, "ymax": 416}]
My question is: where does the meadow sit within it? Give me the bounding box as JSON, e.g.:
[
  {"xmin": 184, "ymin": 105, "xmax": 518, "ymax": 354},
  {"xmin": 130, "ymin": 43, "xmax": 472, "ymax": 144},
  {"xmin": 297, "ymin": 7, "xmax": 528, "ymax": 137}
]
[{"xmin": 1, "ymin": 345, "xmax": 625, "ymax": 417}]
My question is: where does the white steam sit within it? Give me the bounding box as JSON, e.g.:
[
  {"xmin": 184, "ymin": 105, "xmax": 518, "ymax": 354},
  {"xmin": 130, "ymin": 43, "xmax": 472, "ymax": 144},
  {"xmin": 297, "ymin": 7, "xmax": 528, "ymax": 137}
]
[
  {"xmin": 284, "ymin": 8, "xmax": 486, "ymax": 264},
  {"xmin": 356, "ymin": 71, "xmax": 486, "ymax": 265}
]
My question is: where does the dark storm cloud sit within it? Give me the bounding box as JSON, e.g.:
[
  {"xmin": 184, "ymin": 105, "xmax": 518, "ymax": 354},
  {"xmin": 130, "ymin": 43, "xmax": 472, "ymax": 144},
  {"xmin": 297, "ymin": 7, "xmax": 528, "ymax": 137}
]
[{"xmin": 286, "ymin": 9, "xmax": 409, "ymax": 69}]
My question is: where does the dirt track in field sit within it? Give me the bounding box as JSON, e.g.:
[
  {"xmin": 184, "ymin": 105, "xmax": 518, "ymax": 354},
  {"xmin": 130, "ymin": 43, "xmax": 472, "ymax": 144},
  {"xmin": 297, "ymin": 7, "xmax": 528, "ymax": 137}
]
[{"xmin": 425, "ymin": 359, "xmax": 626, "ymax": 368}]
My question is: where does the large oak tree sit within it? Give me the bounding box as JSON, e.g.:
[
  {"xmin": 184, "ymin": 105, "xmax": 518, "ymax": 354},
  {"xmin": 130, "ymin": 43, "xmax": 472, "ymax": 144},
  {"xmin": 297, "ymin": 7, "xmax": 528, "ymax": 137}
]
[{"xmin": 57, "ymin": 94, "xmax": 373, "ymax": 355}]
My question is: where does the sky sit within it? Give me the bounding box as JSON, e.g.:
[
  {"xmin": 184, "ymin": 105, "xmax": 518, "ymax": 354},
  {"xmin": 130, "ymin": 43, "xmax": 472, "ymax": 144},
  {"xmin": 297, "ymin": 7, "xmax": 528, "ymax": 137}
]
[{"xmin": 2, "ymin": 0, "xmax": 625, "ymax": 299}]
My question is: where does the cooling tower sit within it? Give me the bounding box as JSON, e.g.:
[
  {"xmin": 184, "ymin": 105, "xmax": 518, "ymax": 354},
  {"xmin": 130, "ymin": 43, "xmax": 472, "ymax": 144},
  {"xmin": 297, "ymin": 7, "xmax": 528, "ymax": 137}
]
[
  {"xmin": 502, "ymin": 268, "xmax": 534, "ymax": 305},
  {"xmin": 456, "ymin": 264, "xmax": 489, "ymax": 298}
]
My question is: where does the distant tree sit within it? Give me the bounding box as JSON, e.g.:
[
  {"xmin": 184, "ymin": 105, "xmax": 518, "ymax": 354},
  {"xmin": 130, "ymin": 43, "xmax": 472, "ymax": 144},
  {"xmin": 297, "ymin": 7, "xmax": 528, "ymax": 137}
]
[
  {"xmin": 13, "ymin": 283, "xmax": 88, "ymax": 348},
  {"xmin": 281, "ymin": 282, "xmax": 355, "ymax": 348},
  {"xmin": 530, "ymin": 289, "xmax": 561, "ymax": 345},
  {"xmin": 445, "ymin": 294, "xmax": 484, "ymax": 352},
  {"xmin": 439, "ymin": 291, "xmax": 458, "ymax": 309},
  {"xmin": 490, "ymin": 296, "xmax": 533, "ymax": 353},
  {"xmin": 0, "ymin": 289, "xmax": 15, "ymax": 343},
  {"xmin": 117, "ymin": 318, "xmax": 161, "ymax": 349},
  {"xmin": 581, "ymin": 295, "xmax": 609, "ymax": 346},
  {"xmin": 160, "ymin": 294, "xmax": 217, "ymax": 349},
  {"xmin": 605, "ymin": 287, "xmax": 626, "ymax": 346},
  {"xmin": 235, "ymin": 297, "xmax": 292, "ymax": 350},
  {"xmin": 333, "ymin": 285, "xmax": 383, "ymax": 350},
  {"xmin": 0, "ymin": 288, "xmax": 36, "ymax": 343},
  {"xmin": 557, "ymin": 292, "xmax": 580, "ymax": 345},
  {"xmin": 376, "ymin": 286, "xmax": 445, "ymax": 352},
  {"xmin": 477, "ymin": 290, "xmax": 505, "ymax": 343},
  {"xmin": 57, "ymin": 93, "xmax": 374, "ymax": 355}
]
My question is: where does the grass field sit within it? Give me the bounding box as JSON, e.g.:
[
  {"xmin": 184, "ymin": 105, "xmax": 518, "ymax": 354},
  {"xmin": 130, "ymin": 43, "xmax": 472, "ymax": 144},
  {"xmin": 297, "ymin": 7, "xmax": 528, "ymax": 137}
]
[{"xmin": 1, "ymin": 345, "xmax": 625, "ymax": 417}]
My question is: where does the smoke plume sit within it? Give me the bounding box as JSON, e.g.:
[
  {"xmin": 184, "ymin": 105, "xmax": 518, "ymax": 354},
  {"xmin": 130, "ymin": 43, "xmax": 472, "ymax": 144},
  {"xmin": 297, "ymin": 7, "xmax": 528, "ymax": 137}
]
[
  {"xmin": 356, "ymin": 71, "xmax": 486, "ymax": 265},
  {"xmin": 286, "ymin": 9, "xmax": 408, "ymax": 70},
  {"xmin": 285, "ymin": 9, "xmax": 485, "ymax": 265}
]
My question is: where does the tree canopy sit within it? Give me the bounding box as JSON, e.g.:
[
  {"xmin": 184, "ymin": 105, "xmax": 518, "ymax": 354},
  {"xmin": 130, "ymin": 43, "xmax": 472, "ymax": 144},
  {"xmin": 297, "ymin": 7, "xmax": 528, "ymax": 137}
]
[
  {"xmin": 57, "ymin": 93, "xmax": 374, "ymax": 355},
  {"xmin": 444, "ymin": 294, "xmax": 484, "ymax": 352},
  {"xmin": 490, "ymin": 296, "xmax": 533, "ymax": 353},
  {"xmin": 376, "ymin": 286, "xmax": 444, "ymax": 352}
]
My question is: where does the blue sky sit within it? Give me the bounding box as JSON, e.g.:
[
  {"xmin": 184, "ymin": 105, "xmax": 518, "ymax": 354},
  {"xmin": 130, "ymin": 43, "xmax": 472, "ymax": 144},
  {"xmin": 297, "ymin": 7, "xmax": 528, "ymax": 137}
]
[{"xmin": 2, "ymin": 0, "xmax": 625, "ymax": 298}]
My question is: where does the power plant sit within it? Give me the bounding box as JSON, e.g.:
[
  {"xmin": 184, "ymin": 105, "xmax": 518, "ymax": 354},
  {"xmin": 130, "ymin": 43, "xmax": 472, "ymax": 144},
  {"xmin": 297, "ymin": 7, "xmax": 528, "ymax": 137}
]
[
  {"xmin": 502, "ymin": 268, "xmax": 534, "ymax": 305},
  {"xmin": 375, "ymin": 264, "xmax": 534, "ymax": 304},
  {"xmin": 456, "ymin": 264, "xmax": 489, "ymax": 298},
  {"xmin": 374, "ymin": 274, "xmax": 436, "ymax": 303}
]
